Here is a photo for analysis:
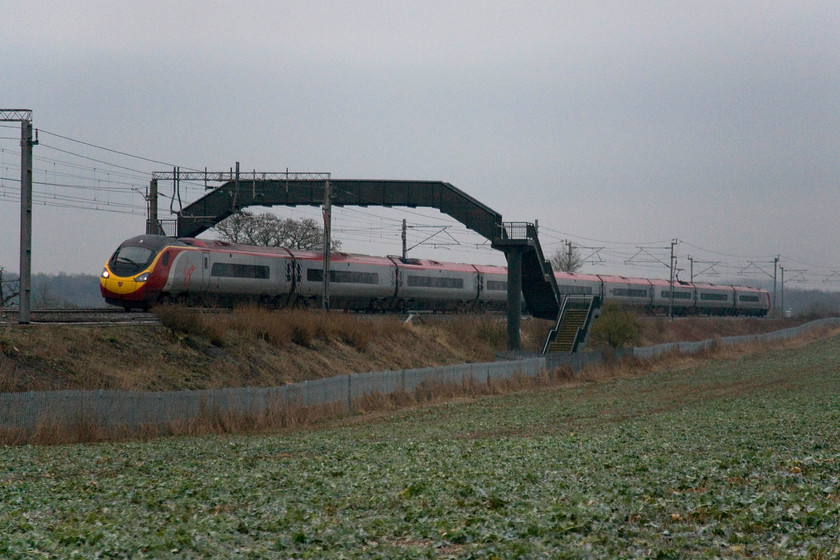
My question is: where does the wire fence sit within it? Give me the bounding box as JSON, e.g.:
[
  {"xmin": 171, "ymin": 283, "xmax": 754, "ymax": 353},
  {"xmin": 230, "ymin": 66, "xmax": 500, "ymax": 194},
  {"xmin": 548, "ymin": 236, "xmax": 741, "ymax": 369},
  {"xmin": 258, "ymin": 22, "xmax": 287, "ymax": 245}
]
[
  {"xmin": 2, "ymin": 318, "xmax": 838, "ymax": 434},
  {"xmin": 631, "ymin": 318, "xmax": 840, "ymax": 360}
]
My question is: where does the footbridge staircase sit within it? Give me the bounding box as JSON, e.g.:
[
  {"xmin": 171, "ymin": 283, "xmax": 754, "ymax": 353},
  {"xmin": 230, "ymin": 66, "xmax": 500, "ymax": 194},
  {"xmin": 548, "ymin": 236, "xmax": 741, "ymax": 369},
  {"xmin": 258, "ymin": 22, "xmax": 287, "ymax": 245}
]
[
  {"xmin": 542, "ymin": 295, "xmax": 601, "ymax": 353},
  {"xmin": 491, "ymin": 223, "xmax": 600, "ymax": 354},
  {"xmin": 492, "ymin": 222, "xmax": 562, "ymax": 321}
]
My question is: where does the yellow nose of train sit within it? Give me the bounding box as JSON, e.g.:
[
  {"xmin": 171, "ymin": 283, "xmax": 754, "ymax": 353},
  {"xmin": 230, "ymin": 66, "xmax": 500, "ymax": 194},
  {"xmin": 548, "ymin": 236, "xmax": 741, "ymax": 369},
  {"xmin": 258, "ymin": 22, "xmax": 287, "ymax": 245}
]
[
  {"xmin": 100, "ymin": 267, "xmax": 147, "ymax": 295},
  {"xmin": 100, "ymin": 266, "xmax": 152, "ymax": 309}
]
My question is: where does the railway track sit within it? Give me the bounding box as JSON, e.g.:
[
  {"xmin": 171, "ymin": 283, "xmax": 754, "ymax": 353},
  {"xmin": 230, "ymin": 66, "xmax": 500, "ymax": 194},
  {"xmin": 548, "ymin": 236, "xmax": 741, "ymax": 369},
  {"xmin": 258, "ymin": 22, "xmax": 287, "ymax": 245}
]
[
  {"xmin": 0, "ymin": 306, "xmax": 502, "ymax": 326},
  {"xmin": 0, "ymin": 308, "xmax": 158, "ymax": 325}
]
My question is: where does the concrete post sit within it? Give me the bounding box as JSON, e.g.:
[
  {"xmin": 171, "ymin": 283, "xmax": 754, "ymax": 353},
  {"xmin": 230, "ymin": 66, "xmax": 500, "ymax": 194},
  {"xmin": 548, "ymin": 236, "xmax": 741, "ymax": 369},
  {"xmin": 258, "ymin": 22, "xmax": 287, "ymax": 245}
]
[
  {"xmin": 506, "ymin": 248, "xmax": 522, "ymax": 351},
  {"xmin": 19, "ymin": 121, "xmax": 33, "ymax": 324}
]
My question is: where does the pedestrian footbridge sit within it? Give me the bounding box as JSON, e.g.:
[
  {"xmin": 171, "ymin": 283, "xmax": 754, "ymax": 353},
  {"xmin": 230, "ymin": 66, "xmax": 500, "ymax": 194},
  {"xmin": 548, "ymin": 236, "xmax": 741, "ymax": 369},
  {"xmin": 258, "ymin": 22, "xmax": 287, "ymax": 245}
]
[{"xmin": 155, "ymin": 173, "xmax": 599, "ymax": 351}]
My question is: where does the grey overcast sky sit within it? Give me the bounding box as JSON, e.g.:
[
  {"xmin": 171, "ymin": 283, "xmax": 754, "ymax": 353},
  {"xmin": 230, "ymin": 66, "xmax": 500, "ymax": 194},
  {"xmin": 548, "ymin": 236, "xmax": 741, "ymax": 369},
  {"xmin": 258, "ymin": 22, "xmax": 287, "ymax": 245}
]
[{"xmin": 2, "ymin": 1, "xmax": 839, "ymax": 288}]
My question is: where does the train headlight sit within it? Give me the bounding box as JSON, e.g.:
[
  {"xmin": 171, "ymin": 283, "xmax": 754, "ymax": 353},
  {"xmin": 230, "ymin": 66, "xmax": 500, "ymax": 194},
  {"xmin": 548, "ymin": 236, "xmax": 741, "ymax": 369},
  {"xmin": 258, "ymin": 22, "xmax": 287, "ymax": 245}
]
[
  {"xmin": 134, "ymin": 272, "xmax": 150, "ymax": 282},
  {"xmin": 101, "ymin": 268, "xmax": 110, "ymax": 279}
]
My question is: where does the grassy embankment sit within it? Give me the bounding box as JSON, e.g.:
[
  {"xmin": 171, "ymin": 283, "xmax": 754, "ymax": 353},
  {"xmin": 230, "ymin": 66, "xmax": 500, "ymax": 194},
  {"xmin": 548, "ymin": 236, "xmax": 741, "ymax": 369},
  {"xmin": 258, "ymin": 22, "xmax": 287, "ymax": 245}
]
[
  {"xmin": 0, "ymin": 307, "xmax": 547, "ymax": 393},
  {"xmin": 0, "ymin": 305, "xmax": 806, "ymax": 394},
  {"xmin": 0, "ymin": 308, "xmax": 815, "ymax": 443},
  {"xmin": 0, "ymin": 325, "xmax": 838, "ymax": 557}
]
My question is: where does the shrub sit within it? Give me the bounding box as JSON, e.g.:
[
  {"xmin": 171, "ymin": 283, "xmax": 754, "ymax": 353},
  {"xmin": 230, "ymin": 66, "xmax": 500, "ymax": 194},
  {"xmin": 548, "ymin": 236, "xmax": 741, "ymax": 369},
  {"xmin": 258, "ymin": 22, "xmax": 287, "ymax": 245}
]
[
  {"xmin": 288, "ymin": 315, "xmax": 316, "ymax": 347},
  {"xmin": 474, "ymin": 317, "xmax": 507, "ymax": 346},
  {"xmin": 153, "ymin": 304, "xmax": 203, "ymax": 335},
  {"xmin": 153, "ymin": 305, "xmax": 227, "ymax": 346},
  {"xmin": 338, "ymin": 322, "xmax": 371, "ymax": 351},
  {"xmin": 590, "ymin": 302, "xmax": 641, "ymax": 348}
]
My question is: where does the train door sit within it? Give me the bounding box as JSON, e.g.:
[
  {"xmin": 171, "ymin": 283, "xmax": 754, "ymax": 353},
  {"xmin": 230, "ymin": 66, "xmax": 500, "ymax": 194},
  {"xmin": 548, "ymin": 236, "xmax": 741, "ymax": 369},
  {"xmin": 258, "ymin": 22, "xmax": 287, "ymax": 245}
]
[
  {"xmin": 284, "ymin": 260, "xmax": 301, "ymax": 307},
  {"xmin": 199, "ymin": 251, "xmax": 211, "ymax": 292}
]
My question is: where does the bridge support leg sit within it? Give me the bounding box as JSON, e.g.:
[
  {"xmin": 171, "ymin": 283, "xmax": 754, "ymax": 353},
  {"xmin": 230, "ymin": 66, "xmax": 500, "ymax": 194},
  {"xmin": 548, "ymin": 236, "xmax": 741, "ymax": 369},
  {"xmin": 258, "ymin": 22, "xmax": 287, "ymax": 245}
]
[{"xmin": 505, "ymin": 248, "xmax": 523, "ymax": 351}]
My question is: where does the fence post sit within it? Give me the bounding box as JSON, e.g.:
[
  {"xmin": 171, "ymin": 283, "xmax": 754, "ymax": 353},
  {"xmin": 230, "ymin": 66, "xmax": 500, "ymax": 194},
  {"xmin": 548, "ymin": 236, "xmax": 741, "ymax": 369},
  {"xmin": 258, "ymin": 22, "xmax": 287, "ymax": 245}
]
[{"xmin": 347, "ymin": 374, "xmax": 352, "ymax": 413}]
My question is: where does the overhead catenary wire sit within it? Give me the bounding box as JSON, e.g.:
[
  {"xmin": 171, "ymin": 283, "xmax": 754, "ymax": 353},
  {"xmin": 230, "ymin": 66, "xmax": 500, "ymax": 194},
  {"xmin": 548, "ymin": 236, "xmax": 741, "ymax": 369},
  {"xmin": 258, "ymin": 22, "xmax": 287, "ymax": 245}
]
[
  {"xmin": 0, "ymin": 130, "xmax": 177, "ymax": 222},
  {"xmin": 2, "ymin": 129, "xmax": 839, "ymax": 285},
  {"xmin": 38, "ymin": 129, "xmax": 190, "ymax": 170}
]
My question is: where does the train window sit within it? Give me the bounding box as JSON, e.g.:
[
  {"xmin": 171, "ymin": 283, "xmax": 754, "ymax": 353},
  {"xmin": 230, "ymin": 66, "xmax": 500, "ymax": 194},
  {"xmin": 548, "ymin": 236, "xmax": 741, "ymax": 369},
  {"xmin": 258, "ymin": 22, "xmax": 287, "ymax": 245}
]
[
  {"xmin": 613, "ymin": 288, "xmax": 648, "ymax": 298},
  {"xmin": 306, "ymin": 269, "xmax": 379, "ymax": 284},
  {"xmin": 700, "ymin": 293, "xmax": 728, "ymax": 301},
  {"xmin": 407, "ymin": 275, "xmax": 464, "ymax": 289},
  {"xmin": 558, "ymin": 285, "xmax": 593, "ymax": 295},
  {"xmin": 486, "ymin": 280, "xmax": 508, "ymax": 291},
  {"xmin": 162, "ymin": 252, "xmax": 170, "ymax": 267},
  {"xmin": 211, "ymin": 263, "xmax": 270, "ymax": 279},
  {"xmin": 738, "ymin": 294, "xmax": 760, "ymax": 302},
  {"xmin": 110, "ymin": 246, "xmax": 155, "ymax": 275},
  {"xmin": 660, "ymin": 290, "xmax": 692, "ymax": 300}
]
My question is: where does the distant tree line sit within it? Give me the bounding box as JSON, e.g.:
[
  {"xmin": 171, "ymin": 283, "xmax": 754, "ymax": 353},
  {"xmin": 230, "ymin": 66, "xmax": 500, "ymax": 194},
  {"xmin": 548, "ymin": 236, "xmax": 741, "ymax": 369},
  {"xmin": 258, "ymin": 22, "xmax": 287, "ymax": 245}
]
[
  {"xmin": 0, "ymin": 271, "xmax": 106, "ymax": 309},
  {"xmin": 780, "ymin": 289, "xmax": 840, "ymax": 318}
]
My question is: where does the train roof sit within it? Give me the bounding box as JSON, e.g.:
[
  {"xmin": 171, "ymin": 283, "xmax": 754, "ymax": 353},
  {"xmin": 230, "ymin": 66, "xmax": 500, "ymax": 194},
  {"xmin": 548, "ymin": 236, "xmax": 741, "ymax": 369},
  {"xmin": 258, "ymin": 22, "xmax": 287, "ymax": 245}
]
[
  {"xmin": 595, "ymin": 274, "xmax": 652, "ymax": 285},
  {"xmin": 472, "ymin": 264, "xmax": 507, "ymax": 275},
  {"xmin": 646, "ymin": 278, "xmax": 694, "ymax": 288},
  {"xmin": 691, "ymin": 281, "xmax": 736, "ymax": 291},
  {"xmin": 119, "ymin": 235, "xmax": 188, "ymax": 251},
  {"xmin": 554, "ymin": 271, "xmax": 602, "ymax": 282},
  {"xmin": 179, "ymin": 240, "xmax": 394, "ymax": 265},
  {"xmin": 732, "ymin": 284, "xmax": 766, "ymax": 293},
  {"xmin": 180, "ymin": 238, "xmax": 291, "ymax": 256},
  {"xmin": 294, "ymin": 251, "xmax": 395, "ymax": 266},
  {"xmin": 392, "ymin": 257, "xmax": 478, "ymax": 272}
]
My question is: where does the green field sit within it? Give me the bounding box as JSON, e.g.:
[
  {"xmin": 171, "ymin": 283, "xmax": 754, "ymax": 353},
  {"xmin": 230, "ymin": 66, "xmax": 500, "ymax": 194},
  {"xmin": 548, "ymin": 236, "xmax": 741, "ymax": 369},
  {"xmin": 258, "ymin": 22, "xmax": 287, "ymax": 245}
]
[{"xmin": 2, "ymin": 335, "xmax": 839, "ymax": 558}]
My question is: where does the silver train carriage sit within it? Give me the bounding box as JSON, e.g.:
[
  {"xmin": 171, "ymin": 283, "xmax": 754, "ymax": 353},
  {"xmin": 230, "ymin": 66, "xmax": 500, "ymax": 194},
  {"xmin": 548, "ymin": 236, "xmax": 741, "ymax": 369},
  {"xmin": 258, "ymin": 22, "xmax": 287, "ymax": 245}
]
[{"xmin": 101, "ymin": 235, "xmax": 770, "ymax": 316}]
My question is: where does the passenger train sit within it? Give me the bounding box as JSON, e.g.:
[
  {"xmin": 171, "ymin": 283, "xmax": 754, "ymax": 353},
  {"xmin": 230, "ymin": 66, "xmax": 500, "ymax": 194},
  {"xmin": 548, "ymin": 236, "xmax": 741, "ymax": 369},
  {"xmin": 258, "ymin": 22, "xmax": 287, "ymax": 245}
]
[{"xmin": 100, "ymin": 235, "xmax": 771, "ymax": 316}]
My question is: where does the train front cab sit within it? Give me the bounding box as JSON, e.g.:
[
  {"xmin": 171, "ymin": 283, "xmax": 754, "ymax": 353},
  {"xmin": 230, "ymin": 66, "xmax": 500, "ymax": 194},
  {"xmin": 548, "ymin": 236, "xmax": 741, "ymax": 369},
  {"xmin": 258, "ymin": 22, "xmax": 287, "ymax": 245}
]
[{"xmin": 100, "ymin": 235, "xmax": 184, "ymax": 310}]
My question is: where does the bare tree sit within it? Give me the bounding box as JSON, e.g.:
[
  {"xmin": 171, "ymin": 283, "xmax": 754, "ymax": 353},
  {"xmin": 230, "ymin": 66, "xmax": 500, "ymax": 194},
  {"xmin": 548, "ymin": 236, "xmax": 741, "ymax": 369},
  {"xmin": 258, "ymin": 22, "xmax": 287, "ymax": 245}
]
[
  {"xmin": 213, "ymin": 211, "xmax": 252, "ymax": 244},
  {"xmin": 550, "ymin": 241, "xmax": 584, "ymax": 273},
  {"xmin": 214, "ymin": 211, "xmax": 341, "ymax": 251},
  {"xmin": 0, "ymin": 267, "xmax": 19, "ymax": 307},
  {"xmin": 32, "ymin": 276, "xmax": 61, "ymax": 308}
]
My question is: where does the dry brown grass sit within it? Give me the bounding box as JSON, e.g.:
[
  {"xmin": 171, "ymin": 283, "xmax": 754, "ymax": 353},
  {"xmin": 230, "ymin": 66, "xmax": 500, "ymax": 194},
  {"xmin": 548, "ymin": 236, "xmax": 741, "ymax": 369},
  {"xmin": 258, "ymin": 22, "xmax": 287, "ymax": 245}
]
[
  {"xmin": 2, "ymin": 322, "xmax": 835, "ymax": 446},
  {"xmin": 0, "ymin": 308, "xmax": 831, "ymax": 445},
  {"xmin": 0, "ymin": 309, "xmax": 535, "ymax": 394},
  {"xmin": 154, "ymin": 304, "xmax": 406, "ymax": 352},
  {"xmin": 635, "ymin": 316, "xmax": 808, "ymax": 346},
  {"xmin": 0, "ymin": 309, "xmax": 817, "ymax": 395}
]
